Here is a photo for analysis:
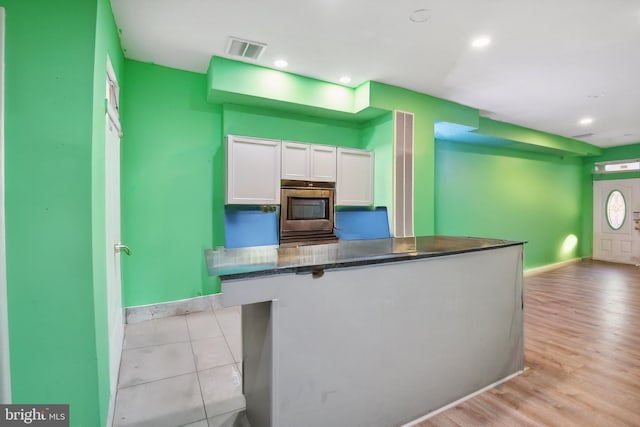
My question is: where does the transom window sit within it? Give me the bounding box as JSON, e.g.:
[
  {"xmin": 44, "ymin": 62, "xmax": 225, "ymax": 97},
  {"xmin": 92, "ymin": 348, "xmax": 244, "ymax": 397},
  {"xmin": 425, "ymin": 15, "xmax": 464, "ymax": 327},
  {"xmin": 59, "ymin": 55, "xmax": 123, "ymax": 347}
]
[
  {"xmin": 594, "ymin": 160, "xmax": 640, "ymax": 173},
  {"xmin": 606, "ymin": 190, "xmax": 626, "ymax": 230}
]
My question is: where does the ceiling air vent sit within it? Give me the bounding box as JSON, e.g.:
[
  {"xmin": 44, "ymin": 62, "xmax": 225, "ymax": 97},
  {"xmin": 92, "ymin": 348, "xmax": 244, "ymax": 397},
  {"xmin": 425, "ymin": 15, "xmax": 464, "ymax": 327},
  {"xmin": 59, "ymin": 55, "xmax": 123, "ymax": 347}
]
[
  {"xmin": 225, "ymin": 37, "xmax": 266, "ymax": 60},
  {"xmin": 571, "ymin": 133, "xmax": 594, "ymax": 139}
]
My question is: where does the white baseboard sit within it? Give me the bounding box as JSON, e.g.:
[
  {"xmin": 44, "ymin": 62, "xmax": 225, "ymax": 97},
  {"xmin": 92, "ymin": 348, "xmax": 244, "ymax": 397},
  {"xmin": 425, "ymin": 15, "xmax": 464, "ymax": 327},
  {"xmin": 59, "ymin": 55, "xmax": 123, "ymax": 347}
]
[
  {"xmin": 524, "ymin": 257, "xmax": 584, "ymax": 277},
  {"xmin": 402, "ymin": 369, "xmax": 525, "ymax": 426},
  {"xmin": 106, "ymin": 386, "xmax": 116, "ymax": 427},
  {"xmin": 125, "ymin": 293, "xmax": 223, "ymax": 324}
]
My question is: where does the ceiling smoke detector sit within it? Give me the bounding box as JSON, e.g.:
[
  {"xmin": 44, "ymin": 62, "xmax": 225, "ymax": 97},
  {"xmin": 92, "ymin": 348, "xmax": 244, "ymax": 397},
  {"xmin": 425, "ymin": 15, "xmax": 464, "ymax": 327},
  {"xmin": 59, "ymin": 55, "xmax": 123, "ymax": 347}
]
[
  {"xmin": 571, "ymin": 133, "xmax": 595, "ymax": 139},
  {"xmin": 409, "ymin": 9, "xmax": 431, "ymax": 23},
  {"xmin": 225, "ymin": 37, "xmax": 266, "ymax": 60}
]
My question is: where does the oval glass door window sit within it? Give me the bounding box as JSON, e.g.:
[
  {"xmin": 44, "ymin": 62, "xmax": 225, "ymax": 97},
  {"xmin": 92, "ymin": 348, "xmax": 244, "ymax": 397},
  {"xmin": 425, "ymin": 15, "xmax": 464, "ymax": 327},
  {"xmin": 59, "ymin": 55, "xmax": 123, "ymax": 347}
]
[{"xmin": 606, "ymin": 190, "xmax": 626, "ymax": 230}]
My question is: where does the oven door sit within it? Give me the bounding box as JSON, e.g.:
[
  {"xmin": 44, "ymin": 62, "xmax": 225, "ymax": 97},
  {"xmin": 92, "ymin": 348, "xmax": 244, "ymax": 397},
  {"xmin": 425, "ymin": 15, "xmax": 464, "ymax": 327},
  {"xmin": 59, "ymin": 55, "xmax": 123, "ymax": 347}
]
[{"xmin": 280, "ymin": 188, "xmax": 334, "ymax": 234}]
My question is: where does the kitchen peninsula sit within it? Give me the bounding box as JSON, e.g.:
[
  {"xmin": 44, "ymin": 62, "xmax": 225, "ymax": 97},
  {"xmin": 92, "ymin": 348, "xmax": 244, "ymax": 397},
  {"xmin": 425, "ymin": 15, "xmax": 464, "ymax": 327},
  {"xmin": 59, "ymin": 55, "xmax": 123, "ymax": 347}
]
[{"xmin": 205, "ymin": 236, "xmax": 525, "ymax": 427}]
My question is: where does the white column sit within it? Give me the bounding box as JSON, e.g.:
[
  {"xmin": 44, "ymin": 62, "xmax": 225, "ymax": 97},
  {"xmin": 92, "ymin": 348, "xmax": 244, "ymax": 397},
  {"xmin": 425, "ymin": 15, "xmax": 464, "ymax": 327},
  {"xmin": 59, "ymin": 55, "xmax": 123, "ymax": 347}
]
[{"xmin": 0, "ymin": 6, "xmax": 12, "ymax": 405}]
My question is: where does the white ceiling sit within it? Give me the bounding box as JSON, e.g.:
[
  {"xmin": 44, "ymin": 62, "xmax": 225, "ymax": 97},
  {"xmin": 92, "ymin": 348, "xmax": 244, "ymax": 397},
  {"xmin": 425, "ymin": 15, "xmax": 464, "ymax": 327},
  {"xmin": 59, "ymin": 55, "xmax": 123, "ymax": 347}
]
[{"xmin": 111, "ymin": 0, "xmax": 640, "ymax": 148}]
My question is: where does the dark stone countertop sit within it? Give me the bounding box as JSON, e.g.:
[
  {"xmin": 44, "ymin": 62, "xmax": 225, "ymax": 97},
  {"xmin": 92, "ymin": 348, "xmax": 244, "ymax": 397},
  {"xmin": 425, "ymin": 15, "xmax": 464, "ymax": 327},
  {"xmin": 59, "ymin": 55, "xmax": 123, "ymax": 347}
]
[{"xmin": 205, "ymin": 235, "xmax": 524, "ymax": 280}]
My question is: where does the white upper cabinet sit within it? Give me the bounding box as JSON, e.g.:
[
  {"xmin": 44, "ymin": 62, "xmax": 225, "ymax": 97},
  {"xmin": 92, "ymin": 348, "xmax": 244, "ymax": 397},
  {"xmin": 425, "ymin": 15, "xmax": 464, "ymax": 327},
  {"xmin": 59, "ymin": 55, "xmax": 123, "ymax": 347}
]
[
  {"xmin": 281, "ymin": 141, "xmax": 311, "ymax": 180},
  {"xmin": 310, "ymin": 145, "xmax": 337, "ymax": 182},
  {"xmin": 336, "ymin": 147, "xmax": 374, "ymax": 206},
  {"xmin": 226, "ymin": 135, "xmax": 372, "ymax": 206},
  {"xmin": 281, "ymin": 141, "xmax": 336, "ymax": 182},
  {"xmin": 226, "ymin": 135, "xmax": 281, "ymax": 204}
]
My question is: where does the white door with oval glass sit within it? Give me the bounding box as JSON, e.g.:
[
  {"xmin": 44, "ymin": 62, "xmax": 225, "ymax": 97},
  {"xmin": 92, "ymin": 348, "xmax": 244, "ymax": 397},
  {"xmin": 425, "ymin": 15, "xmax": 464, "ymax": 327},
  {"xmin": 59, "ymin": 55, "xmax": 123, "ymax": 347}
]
[{"xmin": 593, "ymin": 179, "xmax": 639, "ymax": 264}]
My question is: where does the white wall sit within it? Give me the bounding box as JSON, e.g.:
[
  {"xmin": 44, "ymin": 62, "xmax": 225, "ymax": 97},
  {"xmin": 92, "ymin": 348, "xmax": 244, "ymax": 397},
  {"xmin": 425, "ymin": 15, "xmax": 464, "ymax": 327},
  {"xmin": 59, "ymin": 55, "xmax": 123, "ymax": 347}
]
[{"xmin": 0, "ymin": 6, "xmax": 12, "ymax": 404}]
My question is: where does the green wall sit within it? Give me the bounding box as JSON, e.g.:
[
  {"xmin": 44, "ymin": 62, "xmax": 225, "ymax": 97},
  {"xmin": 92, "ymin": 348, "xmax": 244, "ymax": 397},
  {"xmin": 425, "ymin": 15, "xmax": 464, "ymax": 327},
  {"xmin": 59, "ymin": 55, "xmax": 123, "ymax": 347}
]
[
  {"xmin": 435, "ymin": 140, "xmax": 584, "ymax": 268},
  {"xmin": 359, "ymin": 82, "xmax": 480, "ymax": 236},
  {"xmin": 120, "ymin": 60, "xmax": 220, "ymax": 306},
  {"xmin": 361, "ymin": 112, "xmax": 394, "ymax": 211},
  {"xmin": 206, "ymin": 58, "xmax": 599, "ymax": 248},
  {"xmin": 221, "ymin": 104, "xmax": 362, "ymax": 147},
  {"xmin": 3, "ymin": 0, "xmax": 122, "ymax": 425},
  {"xmin": 476, "ymin": 118, "xmax": 602, "ymax": 157},
  {"xmin": 121, "ymin": 69, "xmax": 395, "ymax": 303},
  {"xmin": 120, "ymin": 57, "xmax": 603, "ymax": 306},
  {"xmin": 1, "ymin": 1, "xmax": 633, "ymax": 424},
  {"xmin": 209, "ymin": 57, "xmax": 355, "ymax": 115}
]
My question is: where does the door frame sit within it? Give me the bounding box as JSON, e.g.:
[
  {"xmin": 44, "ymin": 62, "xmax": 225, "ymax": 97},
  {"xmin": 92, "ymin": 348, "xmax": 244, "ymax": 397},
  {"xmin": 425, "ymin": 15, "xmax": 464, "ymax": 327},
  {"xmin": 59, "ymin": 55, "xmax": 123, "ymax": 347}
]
[
  {"xmin": 105, "ymin": 54, "xmax": 123, "ymax": 427},
  {"xmin": 0, "ymin": 6, "xmax": 13, "ymax": 404},
  {"xmin": 593, "ymin": 178, "xmax": 638, "ymax": 265}
]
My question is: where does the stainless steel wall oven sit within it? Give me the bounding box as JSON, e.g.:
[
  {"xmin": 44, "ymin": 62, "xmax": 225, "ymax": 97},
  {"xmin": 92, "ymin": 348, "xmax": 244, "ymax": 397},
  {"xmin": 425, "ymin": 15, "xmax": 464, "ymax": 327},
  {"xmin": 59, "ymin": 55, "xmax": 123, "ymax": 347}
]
[{"xmin": 279, "ymin": 180, "xmax": 337, "ymax": 246}]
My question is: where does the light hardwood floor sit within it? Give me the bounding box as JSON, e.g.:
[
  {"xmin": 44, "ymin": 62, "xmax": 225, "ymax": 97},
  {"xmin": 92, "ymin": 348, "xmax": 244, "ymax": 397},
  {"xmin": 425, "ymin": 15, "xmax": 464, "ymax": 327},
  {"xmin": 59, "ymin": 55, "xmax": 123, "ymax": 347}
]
[{"xmin": 418, "ymin": 260, "xmax": 640, "ymax": 427}]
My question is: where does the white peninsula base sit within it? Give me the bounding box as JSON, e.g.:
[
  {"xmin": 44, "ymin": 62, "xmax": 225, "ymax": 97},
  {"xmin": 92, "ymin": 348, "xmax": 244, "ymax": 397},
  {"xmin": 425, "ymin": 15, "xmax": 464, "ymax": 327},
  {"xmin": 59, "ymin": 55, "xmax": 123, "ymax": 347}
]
[{"xmin": 220, "ymin": 242, "xmax": 524, "ymax": 427}]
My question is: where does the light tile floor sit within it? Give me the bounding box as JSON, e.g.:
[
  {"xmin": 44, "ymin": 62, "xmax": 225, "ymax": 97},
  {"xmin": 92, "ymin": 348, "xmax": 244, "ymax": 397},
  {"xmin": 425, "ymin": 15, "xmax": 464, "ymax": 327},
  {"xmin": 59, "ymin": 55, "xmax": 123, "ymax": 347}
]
[{"xmin": 113, "ymin": 303, "xmax": 250, "ymax": 427}]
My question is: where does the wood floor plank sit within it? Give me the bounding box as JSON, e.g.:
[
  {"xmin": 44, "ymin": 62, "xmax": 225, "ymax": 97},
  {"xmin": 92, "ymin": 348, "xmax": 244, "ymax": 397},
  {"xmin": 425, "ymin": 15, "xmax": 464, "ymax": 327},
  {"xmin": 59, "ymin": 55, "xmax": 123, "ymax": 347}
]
[{"xmin": 417, "ymin": 260, "xmax": 640, "ymax": 427}]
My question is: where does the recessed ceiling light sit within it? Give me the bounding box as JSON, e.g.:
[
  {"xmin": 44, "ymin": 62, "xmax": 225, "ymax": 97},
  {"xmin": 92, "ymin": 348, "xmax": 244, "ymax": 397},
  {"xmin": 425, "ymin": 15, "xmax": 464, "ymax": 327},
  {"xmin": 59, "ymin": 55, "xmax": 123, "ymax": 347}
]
[
  {"xmin": 471, "ymin": 36, "xmax": 491, "ymax": 48},
  {"xmin": 579, "ymin": 117, "xmax": 594, "ymax": 125},
  {"xmin": 339, "ymin": 76, "xmax": 352, "ymax": 84},
  {"xmin": 409, "ymin": 9, "xmax": 431, "ymax": 23},
  {"xmin": 274, "ymin": 59, "xmax": 288, "ymax": 68}
]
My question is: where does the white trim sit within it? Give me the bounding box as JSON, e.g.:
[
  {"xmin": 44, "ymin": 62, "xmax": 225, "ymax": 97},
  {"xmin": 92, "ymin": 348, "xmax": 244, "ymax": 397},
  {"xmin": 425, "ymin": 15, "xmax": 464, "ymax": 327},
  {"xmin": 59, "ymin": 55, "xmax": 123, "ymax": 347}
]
[
  {"xmin": 524, "ymin": 257, "xmax": 583, "ymax": 277},
  {"xmin": 125, "ymin": 294, "xmax": 223, "ymax": 324},
  {"xmin": 104, "ymin": 55, "xmax": 122, "ymax": 427},
  {"xmin": 270, "ymin": 299, "xmax": 280, "ymax": 426},
  {"xmin": 0, "ymin": 6, "xmax": 12, "ymax": 404},
  {"xmin": 106, "ymin": 106, "xmax": 121, "ymax": 137},
  {"xmin": 401, "ymin": 369, "xmax": 525, "ymax": 426},
  {"xmin": 106, "ymin": 392, "xmax": 116, "ymax": 427}
]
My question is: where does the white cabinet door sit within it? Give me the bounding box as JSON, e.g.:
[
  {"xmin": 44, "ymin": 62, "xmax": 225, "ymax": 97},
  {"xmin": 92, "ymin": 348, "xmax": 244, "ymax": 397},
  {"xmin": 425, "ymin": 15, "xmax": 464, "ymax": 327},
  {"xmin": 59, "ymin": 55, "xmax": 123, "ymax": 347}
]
[
  {"xmin": 282, "ymin": 141, "xmax": 336, "ymax": 182},
  {"xmin": 281, "ymin": 141, "xmax": 310, "ymax": 180},
  {"xmin": 336, "ymin": 148, "xmax": 374, "ymax": 206},
  {"xmin": 310, "ymin": 145, "xmax": 337, "ymax": 182},
  {"xmin": 226, "ymin": 135, "xmax": 281, "ymax": 204}
]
